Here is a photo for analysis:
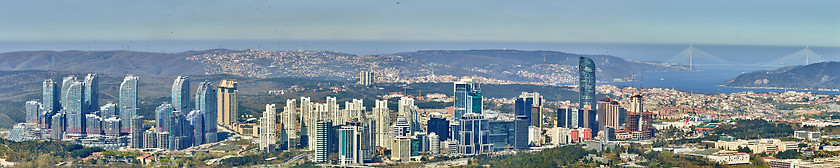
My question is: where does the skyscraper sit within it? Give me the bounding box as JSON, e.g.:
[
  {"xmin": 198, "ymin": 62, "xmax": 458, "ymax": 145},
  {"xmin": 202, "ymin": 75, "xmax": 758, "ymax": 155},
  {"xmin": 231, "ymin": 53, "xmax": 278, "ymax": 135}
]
[
  {"xmin": 156, "ymin": 103, "xmax": 174, "ymax": 133},
  {"xmin": 195, "ymin": 81, "xmax": 218, "ymax": 143},
  {"xmin": 100, "ymin": 103, "xmax": 118, "ymax": 118},
  {"xmin": 42, "ymin": 79, "xmax": 60, "ymax": 117},
  {"xmin": 103, "ymin": 117, "xmax": 120, "ymax": 136},
  {"xmin": 282, "ymin": 99, "xmax": 297, "ymax": 140},
  {"xmin": 427, "ymin": 113, "xmax": 449, "ymax": 141},
  {"xmin": 65, "ymin": 81, "xmax": 86, "ymax": 136},
  {"xmin": 557, "ymin": 108, "xmax": 579, "ymax": 128},
  {"xmin": 597, "ymin": 97, "xmax": 622, "ymax": 131},
  {"xmin": 488, "ymin": 118, "xmax": 515, "ymax": 150},
  {"xmin": 359, "ymin": 71, "xmax": 375, "ymax": 86},
  {"xmin": 428, "ymin": 132, "xmax": 440, "ymax": 154},
  {"xmin": 217, "ymin": 79, "xmax": 238, "ymax": 128},
  {"xmin": 172, "ymin": 76, "xmax": 190, "ymax": 112},
  {"xmin": 169, "ymin": 110, "xmax": 193, "ymax": 150},
  {"xmin": 398, "ymin": 97, "xmax": 420, "ymax": 133},
  {"xmin": 188, "ymin": 110, "xmax": 205, "ymax": 145},
  {"xmin": 60, "ymin": 76, "xmax": 77, "ymax": 109},
  {"xmin": 391, "ymin": 116, "xmax": 411, "ymax": 138},
  {"xmin": 373, "ymin": 99, "xmax": 390, "ymax": 148},
  {"xmin": 579, "ymin": 57, "xmax": 596, "ymax": 110},
  {"xmin": 84, "ymin": 74, "xmax": 99, "ymax": 113},
  {"xmin": 313, "ymin": 120, "xmax": 331, "ymax": 162},
  {"xmin": 326, "ymin": 97, "xmax": 339, "ymax": 125},
  {"xmin": 119, "ymin": 75, "xmax": 139, "ymax": 133},
  {"xmin": 51, "ymin": 112, "xmax": 66, "ymax": 139},
  {"xmin": 85, "ymin": 114, "xmax": 102, "ymax": 134},
  {"xmin": 25, "ymin": 101, "xmax": 41, "ymax": 123},
  {"xmin": 453, "ymin": 78, "xmax": 480, "ymax": 121},
  {"xmin": 513, "ymin": 116, "xmax": 529, "ymax": 150},
  {"xmin": 130, "ymin": 116, "xmax": 144, "ymax": 149},
  {"xmin": 629, "ymin": 95, "xmax": 643, "ymax": 113},
  {"xmin": 519, "ymin": 92, "xmax": 543, "ymax": 127},
  {"xmin": 458, "ymin": 113, "xmax": 491, "ymax": 156},
  {"xmin": 514, "ymin": 97, "xmax": 533, "ymax": 125},
  {"xmin": 300, "ymin": 97, "xmax": 312, "ymax": 150},
  {"xmin": 339, "ymin": 125, "xmax": 364, "ymax": 165},
  {"xmin": 260, "ymin": 104, "xmax": 277, "ymax": 152}
]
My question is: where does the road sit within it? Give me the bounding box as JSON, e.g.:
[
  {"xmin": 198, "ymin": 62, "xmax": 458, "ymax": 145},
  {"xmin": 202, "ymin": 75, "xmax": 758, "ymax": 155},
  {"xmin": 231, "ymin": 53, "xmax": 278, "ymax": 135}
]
[{"xmin": 281, "ymin": 153, "xmax": 310, "ymax": 166}]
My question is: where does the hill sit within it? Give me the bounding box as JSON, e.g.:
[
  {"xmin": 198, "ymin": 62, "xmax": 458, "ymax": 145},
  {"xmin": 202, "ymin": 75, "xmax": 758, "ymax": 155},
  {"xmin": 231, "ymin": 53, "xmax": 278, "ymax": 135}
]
[
  {"xmin": 0, "ymin": 49, "xmax": 680, "ymax": 84},
  {"xmin": 0, "ymin": 50, "xmax": 208, "ymax": 77},
  {"xmin": 391, "ymin": 50, "xmax": 680, "ymax": 82},
  {"xmin": 721, "ymin": 61, "xmax": 840, "ymax": 90}
]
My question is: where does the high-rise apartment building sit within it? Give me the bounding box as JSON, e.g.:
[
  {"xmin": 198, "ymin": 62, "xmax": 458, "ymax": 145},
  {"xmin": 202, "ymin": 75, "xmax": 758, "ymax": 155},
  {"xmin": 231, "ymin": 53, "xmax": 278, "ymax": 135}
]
[
  {"xmin": 372, "ymin": 99, "xmax": 390, "ymax": 148},
  {"xmin": 119, "ymin": 75, "xmax": 139, "ymax": 133},
  {"xmin": 51, "ymin": 112, "xmax": 66, "ymax": 139},
  {"xmin": 156, "ymin": 103, "xmax": 173, "ymax": 133},
  {"xmin": 130, "ymin": 116, "xmax": 144, "ymax": 149},
  {"xmin": 282, "ymin": 99, "xmax": 297, "ymax": 139},
  {"xmin": 218, "ymin": 79, "xmax": 238, "ymax": 128},
  {"xmin": 195, "ymin": 81, "xmax": 217, "ymax": 144},
  {"xmin": 65, "ymin": 81, "xmax": 86, "ymax": 136},
  {"xmin": 359, "ymin": 71, "xmax": 375, "ymax": 86},
  {"xmin": 60, "ymin": 76, "xmax": 77, "ymax": 109},
  {"xmin": 42, "ymin": 79, "xmax": 60, "ymax": 119},
  {"xmin": 260, "ymin": 104, "xmax": 277, "ymax": 152},
  {"xmin": 188, "ymin": 110, "xmax": 205, "ymax": 145},
  {"xmin": 172, "ymin": 76, "xmax": 190, "ymax": 112},
  {"xmin": 84, "ymin": 114, "xmax": 102, "ymax": 134},
  {"xmin": 84, "ymin": 74, "xmax": 99, "ymax": 113},
  {"xmin": 25, "ymin": 101, "xmax": 40, "ymax": 123}
]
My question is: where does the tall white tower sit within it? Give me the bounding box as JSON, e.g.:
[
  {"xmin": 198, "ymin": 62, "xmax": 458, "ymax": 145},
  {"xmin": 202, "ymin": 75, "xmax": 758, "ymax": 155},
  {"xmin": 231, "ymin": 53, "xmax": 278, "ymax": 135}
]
[{"xmin": 260, "ymin": 104, "xmax": 277, "ymax": 152}]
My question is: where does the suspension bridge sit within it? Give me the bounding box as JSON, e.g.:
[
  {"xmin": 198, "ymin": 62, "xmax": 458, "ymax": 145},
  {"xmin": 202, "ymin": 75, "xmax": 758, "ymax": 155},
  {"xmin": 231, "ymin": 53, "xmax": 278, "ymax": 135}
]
[{"xmin": 664, "ymin": 45, "xmax": 827, "ymax": 69}]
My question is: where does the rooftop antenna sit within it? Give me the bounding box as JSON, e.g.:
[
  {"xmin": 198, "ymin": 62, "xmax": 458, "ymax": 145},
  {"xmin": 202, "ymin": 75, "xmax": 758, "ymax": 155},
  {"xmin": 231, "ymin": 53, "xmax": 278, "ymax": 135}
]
[{"xmin": 689, "ymin": 44, "xmax": 693, "ymax": 70}]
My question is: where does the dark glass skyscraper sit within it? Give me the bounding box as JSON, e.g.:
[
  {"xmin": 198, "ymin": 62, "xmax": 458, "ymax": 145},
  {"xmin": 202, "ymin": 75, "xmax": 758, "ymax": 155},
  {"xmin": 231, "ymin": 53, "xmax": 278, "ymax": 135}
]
[
  {"xmin": 579, "ymin": 57, "xmax": 596, "ymax": 110},
  {"xmin": 514, "ymin": 97, "xmax": 533, "ymax": 125},
  {"xmin": 427, "ymin": 114, "xmax": 449, "ymax": 141}
]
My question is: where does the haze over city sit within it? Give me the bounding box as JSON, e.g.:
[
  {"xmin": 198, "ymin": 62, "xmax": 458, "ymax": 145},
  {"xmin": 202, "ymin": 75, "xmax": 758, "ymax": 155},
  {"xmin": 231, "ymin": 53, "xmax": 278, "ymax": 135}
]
[{"xmin": 0, "ymin": 1, "xmax": 839, "ymax": 167}]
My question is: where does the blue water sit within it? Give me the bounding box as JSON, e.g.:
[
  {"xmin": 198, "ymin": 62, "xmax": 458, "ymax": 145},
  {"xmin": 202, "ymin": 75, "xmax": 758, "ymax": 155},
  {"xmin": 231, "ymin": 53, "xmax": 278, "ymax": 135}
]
[{"xmin": 609, "ymin": 66, "xmax": 840, "ymax": 95}]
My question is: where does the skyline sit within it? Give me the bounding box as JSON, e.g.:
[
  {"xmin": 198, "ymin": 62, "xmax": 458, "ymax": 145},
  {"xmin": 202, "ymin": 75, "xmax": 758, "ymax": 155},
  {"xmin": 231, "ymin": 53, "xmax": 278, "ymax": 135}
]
[{"xmin": 1, "ymin": 0, "xmax": 838, "ymax": 47}]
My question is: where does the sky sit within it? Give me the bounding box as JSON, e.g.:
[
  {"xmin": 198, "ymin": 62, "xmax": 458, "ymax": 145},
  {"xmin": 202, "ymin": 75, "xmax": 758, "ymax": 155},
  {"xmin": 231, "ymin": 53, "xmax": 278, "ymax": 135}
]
[{"xmin": 1, "ymin": 0, "xmax": 838, "ymax": 47}]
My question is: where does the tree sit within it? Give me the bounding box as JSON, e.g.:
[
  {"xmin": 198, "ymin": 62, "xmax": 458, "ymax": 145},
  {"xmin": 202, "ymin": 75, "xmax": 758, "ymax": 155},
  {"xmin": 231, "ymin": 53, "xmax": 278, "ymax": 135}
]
[
  {"xmin": 775, "ymin": 150, "xmax": 801, "ymax": 159},
  {"xmin": 737, "ymin": 146, "xmax": 752, "ymax": 154}
]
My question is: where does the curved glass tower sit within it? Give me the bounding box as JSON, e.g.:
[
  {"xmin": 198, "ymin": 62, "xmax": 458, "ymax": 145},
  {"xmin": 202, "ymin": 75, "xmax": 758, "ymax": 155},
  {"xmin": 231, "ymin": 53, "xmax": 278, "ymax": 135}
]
[{"xmin": 578, "ymin": 57, "xmax": 596, "ymax": 109}]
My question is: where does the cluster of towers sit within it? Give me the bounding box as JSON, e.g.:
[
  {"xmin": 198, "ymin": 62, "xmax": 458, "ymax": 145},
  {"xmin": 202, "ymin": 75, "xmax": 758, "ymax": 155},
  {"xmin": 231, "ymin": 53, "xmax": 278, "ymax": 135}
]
[
  {"xmin": 144, "ymin": 76, "xmax": 221, "ymax": 150},
  {"xmin": 26, "ymin": 74, "xmax": 138, "ymax": 146},
  {"xmin": 24, "ymin": 75, "xmax": 226, "ymax": 150},
  {"xmin": 255, "ymin": 93, "xmax": 426, "ymax": 165},
  {"xmin": 554, "ymin": 57, "xmax": 654, "ymax": 143}
]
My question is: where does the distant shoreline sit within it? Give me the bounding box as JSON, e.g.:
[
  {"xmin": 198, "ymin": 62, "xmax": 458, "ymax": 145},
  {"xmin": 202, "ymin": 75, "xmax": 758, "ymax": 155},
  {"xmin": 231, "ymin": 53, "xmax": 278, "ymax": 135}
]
[{"xmin": 717, "ymin": 85, "xmax": 840, "ymax": 92}]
